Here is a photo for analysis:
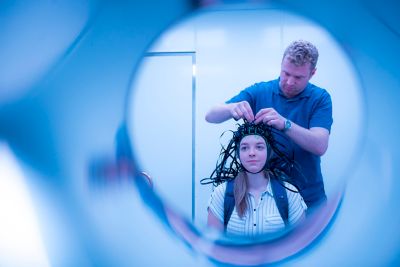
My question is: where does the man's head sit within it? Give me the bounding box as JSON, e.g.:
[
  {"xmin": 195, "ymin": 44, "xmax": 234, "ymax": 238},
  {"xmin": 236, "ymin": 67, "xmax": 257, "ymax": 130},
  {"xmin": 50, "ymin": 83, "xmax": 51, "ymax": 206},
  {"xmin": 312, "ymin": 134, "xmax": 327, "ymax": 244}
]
[
  {"xmin": 283, "ymin": 40, "xmax": 319, "ymax": 70},
  {"xmin": 279, "ymin": 40, "xmax": 319, "ymax": 98}
]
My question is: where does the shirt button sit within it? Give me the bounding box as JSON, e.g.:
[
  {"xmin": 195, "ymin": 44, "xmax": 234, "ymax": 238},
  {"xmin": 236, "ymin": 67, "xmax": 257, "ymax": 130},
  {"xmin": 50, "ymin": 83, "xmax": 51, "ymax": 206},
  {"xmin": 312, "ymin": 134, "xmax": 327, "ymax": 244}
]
[
  {"xmin": 253, "ymin": 209, "xmax": 256, "ymax": 211},
  {"xmin": 253, "ymin": 224, "xmax": 256, "ymax": 227}
]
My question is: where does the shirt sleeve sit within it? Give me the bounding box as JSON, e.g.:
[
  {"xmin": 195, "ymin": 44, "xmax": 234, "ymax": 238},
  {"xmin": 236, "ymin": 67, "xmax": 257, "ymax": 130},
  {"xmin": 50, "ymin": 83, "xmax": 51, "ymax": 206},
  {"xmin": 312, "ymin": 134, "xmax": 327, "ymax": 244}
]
[
  {"xmin": 225, "ymin": 83, "xmax": 260, "ymax": 111},
  {"xmin": 207, "ymin": 183, "xmax": 227, "ymax": 223},
  {"xmin": 284, "ymin": 182, "xmax": 307, "ymax": 225},
  {"xmin": 310, "ymin": 89, "xmax": 333, "ymax": 132}
]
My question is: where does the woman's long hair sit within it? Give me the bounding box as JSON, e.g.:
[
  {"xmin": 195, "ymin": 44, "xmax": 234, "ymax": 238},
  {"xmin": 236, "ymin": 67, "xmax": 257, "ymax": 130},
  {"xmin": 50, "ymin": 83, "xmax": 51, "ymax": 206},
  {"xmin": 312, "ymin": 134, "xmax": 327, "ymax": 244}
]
[{"xmin": 233, "ymin": 171, "xmax": 247, "ymax": 218}]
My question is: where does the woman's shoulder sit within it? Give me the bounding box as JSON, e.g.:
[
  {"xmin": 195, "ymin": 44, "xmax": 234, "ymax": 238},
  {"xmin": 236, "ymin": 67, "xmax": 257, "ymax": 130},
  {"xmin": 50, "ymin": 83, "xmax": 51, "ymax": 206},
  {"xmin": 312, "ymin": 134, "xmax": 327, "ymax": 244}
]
[
  {"xmin": 282, "ymin": 181, "xmax": 298, "ymax": 191},
  {"xmin": 278, "ymin": 181, "xmax": 301, "ymax": 198},
  {"xmin": 281, "ymin": 181, "xmax": 306, "ymax": 208},
  {"xmin": 213, "ymin": 182, "xmax": 228, "ymax": 195}
]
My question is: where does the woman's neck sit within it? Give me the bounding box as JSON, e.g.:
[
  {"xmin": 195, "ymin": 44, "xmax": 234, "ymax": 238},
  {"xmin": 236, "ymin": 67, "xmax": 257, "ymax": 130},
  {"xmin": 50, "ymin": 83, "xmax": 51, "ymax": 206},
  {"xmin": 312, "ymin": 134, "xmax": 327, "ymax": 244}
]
[{"xmin": 246, "ymin": 171, "xmax": 269, "ymax": 191}]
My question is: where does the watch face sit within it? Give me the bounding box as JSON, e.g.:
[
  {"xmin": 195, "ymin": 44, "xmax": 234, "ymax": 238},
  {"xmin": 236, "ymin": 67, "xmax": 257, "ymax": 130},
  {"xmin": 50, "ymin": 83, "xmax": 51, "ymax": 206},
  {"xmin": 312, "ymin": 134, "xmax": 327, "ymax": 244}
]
[{"xmin": 285, "ymin": 120, "xmax": 291, "ymax": 131}]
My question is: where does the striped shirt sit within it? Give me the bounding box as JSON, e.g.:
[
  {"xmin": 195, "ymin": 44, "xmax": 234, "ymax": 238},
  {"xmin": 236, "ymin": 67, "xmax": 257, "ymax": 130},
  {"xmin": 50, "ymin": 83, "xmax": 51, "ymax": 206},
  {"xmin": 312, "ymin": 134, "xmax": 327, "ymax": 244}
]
[{"xmin": 208, "ymin": 180, "xmax": 307, "ymax": 238}]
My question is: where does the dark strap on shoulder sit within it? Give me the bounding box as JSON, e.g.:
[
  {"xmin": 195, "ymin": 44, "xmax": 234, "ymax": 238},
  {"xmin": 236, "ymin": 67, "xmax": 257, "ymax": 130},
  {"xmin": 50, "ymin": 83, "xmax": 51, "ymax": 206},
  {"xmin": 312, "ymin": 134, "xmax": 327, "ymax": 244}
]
[
  {"xmin": 224, "ymin": 178, "xmax": 289, "ymax": 230},
  {"xmin": 270, "ymin": 177, "xmax": 289, "ymax": 226},
  {"xmin": 223, "ymin": 179, "xmax": 235, "ymax": 231}
]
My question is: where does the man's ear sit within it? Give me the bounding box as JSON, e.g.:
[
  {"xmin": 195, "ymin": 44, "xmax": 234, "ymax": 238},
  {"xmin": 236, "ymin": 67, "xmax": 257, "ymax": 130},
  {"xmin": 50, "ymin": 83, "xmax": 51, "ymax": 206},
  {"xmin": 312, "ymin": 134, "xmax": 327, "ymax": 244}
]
[{"xmin": 310, "ymin": 68, "xmax": 317, "ymax": 78}]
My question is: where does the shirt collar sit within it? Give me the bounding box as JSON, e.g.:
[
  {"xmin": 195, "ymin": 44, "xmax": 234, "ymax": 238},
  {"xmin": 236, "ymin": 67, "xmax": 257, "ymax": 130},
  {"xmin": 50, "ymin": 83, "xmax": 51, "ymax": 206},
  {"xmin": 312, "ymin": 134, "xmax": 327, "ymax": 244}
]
[
  {"xmin": 265, "ymin": 180, "xmax": 274, "ymax": 197},
  {"xmin": 246, "ymin": 180, "xmax": 274, "ymax": 197},
  {"xmin": 273, "ymin": 77, "xmax": 313, "ymax": 101}
]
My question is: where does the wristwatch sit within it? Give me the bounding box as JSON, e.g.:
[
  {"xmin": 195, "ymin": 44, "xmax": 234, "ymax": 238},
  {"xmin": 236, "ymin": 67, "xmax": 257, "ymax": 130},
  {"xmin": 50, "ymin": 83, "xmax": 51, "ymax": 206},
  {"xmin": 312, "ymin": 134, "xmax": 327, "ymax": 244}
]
[{"xmin": 283, "ymin": 119, "xmax": 292, "ymax": 132}]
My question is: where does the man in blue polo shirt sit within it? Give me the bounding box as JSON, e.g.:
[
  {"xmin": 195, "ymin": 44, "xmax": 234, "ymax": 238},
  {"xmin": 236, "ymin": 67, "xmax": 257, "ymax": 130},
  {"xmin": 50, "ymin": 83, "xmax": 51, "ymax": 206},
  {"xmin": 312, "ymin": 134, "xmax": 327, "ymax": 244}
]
[{"xmin": 205, "ymin": 40, "xmax": 333, "ymax": 209}]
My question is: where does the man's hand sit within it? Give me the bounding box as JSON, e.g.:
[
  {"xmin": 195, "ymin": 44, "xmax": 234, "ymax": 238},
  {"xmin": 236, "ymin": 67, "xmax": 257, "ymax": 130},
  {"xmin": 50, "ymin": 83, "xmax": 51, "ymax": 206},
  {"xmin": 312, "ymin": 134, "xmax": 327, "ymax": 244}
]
[
  {"xmin": 229, "ymin": 101, "xmax": 254, "ymax": 121},
  {"xmin": 255, "ymin": 108, "xmax": 330, "ymax": 156},
  {"xmin": 254, "ymin": 108, "xmax": 285, "ymax": 130}
]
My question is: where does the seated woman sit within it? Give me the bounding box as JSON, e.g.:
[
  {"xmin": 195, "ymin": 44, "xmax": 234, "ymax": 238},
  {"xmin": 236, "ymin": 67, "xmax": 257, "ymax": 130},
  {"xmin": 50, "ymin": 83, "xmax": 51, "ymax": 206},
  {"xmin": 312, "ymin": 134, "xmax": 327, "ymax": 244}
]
[{"xmin": 201, "ymin": 121, "xmax": 307, "ymax": 238}]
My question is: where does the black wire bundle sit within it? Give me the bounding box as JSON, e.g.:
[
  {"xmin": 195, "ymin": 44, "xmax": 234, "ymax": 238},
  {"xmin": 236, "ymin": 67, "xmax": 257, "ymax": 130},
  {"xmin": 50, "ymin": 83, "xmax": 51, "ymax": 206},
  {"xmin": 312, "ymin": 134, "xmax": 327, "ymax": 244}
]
[{"xmin": 200, "ymin": 120, "xmax": 303, "ymax": 192}]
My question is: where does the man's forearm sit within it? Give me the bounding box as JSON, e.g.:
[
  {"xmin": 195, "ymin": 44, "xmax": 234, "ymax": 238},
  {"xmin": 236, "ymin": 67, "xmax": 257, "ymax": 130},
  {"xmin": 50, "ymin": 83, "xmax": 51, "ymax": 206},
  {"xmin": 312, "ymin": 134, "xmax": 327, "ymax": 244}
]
[
  {"xmin": 285, "ymin": 124, "xmax": 329, "ymax": 156},
  {"xmin": 205, "ymin": 104, "xmax": 233, "ymax": 123}
]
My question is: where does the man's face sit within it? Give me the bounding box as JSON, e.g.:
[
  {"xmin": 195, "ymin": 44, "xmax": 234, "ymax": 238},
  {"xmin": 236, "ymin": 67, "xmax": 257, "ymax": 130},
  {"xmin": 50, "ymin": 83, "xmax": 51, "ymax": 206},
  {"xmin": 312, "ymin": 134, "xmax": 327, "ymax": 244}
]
[{"xmin": 279, "ymin": 56, "xmax": 315, "ymax": 98}]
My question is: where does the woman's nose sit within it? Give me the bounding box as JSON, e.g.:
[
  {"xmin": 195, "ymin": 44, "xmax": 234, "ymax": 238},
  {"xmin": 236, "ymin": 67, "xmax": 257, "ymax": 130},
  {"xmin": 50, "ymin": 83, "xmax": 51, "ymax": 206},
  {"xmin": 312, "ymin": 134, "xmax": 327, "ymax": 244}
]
[{"xmin": 249, "ymin": 148, "xmax": 256, "ymax": 156}]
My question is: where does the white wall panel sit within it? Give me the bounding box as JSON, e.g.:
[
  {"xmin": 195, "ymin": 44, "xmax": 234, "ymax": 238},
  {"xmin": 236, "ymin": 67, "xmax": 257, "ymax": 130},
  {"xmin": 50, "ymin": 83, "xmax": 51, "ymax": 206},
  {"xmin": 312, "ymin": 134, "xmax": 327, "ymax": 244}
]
[{"xmin": 130, "ymin": 54, "xmax": 194, "ymax": 216}]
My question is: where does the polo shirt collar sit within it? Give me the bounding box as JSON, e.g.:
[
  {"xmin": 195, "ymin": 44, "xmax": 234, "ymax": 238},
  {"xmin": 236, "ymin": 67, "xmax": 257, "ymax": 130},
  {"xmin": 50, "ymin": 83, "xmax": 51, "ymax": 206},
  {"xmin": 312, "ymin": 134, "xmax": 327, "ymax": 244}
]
[{"xmin": 273, "ymin": 77, "xmax": 313, "ymax": 101}]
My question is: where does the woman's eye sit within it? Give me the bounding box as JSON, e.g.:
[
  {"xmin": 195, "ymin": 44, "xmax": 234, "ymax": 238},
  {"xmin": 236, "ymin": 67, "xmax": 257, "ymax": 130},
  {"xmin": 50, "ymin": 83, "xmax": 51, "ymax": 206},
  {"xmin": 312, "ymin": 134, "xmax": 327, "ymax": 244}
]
[{"xmin": 240, "ymin": 146, "xmax": 248, "ymax": 151}]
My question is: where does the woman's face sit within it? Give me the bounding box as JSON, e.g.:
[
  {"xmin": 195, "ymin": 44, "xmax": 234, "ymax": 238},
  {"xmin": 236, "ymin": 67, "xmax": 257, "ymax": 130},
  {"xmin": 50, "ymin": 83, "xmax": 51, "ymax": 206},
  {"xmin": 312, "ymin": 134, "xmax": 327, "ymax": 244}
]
[{"xmin": 239, "ymin": 135, "xmax": 268, "ymax": 173}]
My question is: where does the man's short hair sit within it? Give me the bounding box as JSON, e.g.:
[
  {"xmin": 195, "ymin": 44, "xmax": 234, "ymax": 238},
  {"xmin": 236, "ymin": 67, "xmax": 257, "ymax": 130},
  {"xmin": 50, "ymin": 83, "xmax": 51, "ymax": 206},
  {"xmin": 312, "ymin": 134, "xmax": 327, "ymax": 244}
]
[{"xmin": 283, "ymin": 40, "xmax": 319, "ymax": 70}]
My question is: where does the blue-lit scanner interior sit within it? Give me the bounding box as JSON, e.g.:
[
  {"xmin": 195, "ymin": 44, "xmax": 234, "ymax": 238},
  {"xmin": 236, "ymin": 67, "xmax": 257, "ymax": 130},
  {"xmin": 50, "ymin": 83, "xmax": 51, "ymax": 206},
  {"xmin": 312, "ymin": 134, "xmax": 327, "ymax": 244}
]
[{"xmin": 0, "ymin": 1, "xmax": 399, "ymax": 266}]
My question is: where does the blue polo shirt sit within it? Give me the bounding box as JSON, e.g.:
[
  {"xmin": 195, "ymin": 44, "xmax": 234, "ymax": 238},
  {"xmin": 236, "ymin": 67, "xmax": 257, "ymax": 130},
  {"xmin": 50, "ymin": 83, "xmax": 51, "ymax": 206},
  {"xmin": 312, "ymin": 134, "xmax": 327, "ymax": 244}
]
[{"xmin": 226, "ymin": 78, "xmax": 333, "ymax": 207}]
